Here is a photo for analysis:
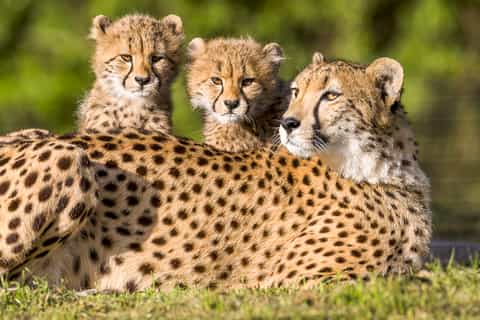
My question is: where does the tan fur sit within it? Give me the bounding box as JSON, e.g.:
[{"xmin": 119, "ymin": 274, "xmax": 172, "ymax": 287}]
[
  {"xmin": 12, "ymin": 128, "xmax": 429, "ymax": 291},
  {"xmin": 186, "ymin": 37, "xmax": 289, "ymax": 152},
  {"xmin": 78, "ymin": 14, "xmax": 184, "ymax": 133},
  {"xmin": 0, "ymin": 138, "xmax": 97, "ymax": 276},
  {"xmin": 0, "ymin": 129, "xmax": 52, "ymax": 144}
]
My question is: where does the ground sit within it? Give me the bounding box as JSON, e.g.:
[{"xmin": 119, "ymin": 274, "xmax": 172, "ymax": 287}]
[{"xmin": 1, "ymin": 262, "xmax": 478, "ymax": 319}]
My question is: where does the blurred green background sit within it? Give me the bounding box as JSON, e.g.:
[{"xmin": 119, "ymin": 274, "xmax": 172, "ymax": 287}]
[{"xmin": 0, "ymin": 0, "xmax": 479, "ymax": 240}]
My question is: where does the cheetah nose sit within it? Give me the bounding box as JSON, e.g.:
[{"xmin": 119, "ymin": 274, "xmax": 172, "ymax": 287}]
[
  {"xmin": 134, "ymin": 76, "xmax": 151, "ymax": 86},
  {"xmin": 224, "ymin": 99, "xmax": 240, "ymax": 111},
  {"xmin": 280, "ymin": 117, "xmax": 301, "ymax": 133}
]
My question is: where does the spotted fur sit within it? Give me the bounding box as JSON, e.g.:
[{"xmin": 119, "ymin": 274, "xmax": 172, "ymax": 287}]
[
  {"xmin": 18, "ymin": 127, "xmax": 430, "ymax": 291},
  {"xmin": 0, "ymin": 129, "xmax": 53, "ymax": 144},
  {"xmin": 0, "ymin": 137, "xmax": 97, "ymax": 278}
]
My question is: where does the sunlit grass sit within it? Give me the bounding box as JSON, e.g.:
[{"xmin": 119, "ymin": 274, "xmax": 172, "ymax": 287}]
[{"xmin": 1, "ymin": 262, "xmax": 479, "ymax": 319}]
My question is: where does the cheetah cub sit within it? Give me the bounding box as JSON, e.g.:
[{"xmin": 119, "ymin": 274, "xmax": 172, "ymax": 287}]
[
  {"xmin": 187, "ymin": 37, "xmax": 289, "ymax": 152},
  {"xmin": 78, "ymin": 14, "xmax": 184, "ymax": 133}
]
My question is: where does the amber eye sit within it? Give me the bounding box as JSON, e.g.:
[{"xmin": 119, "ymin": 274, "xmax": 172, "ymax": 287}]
[
  {"xmin": 211, "ymin": 77, "xmax": 222, "ymax": 85},
  {"xmin": 324, "ymin": 91, "xmax": 340, "ymax": 101},
  {"xmin": 291, "ymin": 87, "xmax": 299, "ymax": 98},
  {"xmin": 151, "ymin": 55, "xmax": 165, "ymax": 63},
  {"xmin": 120, "ymin": 54, "xmax": 132, "ymax": 62},
  {"xmin": 241, "ymin": 78, "xmax": 255, "ymax": 87}
]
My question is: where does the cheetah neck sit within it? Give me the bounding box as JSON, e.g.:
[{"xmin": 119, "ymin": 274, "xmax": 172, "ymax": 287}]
[
  {"xmin": 202, "ymin": 85, "xmax": 288, "ymax": 152},
  {"xmin": 202, "ymin": 116, "xmax": 267, "ymax": 152},
  {"xmin": 322, "ymin": 110, "xmax": 429, "ymax": 190},
  {"xmin": 77, "ymin": 81, "xmax": 172, "ymax": 133}
]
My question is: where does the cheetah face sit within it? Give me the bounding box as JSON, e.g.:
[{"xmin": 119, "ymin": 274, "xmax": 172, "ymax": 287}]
[
  {"xmin": 90, "ymin": 14, "xmax": 184, "ymax": 100},
  {"xmin": 187, "ymin": 38, "xmax": 284, "ymax": 124},
  {"xmin": 280, "ymin": 53, "xmax": 404, "ymax": 159}
]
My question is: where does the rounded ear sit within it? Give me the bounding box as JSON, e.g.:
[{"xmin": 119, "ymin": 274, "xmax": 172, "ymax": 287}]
[
  {"xmin": 263, "ymin": 42, "xmax": 284, "ymax": 66},
  {"xmin": 187, "ymin": 37, "xmax": 206, "ymax": 60},
  {"xmin": 312, "ymin": 52, "xmax": 325, "ymax": 65},
  {"xmin": 161, "ymin": 14, "xmax": 183, "ymax": 35},
  {"xmin": 89, "ymin": 15, "xmax": 111, "ymax": 40},
  {"xmin": 367, "ymin": 57, "xmax": 404, "ymax": 107}
]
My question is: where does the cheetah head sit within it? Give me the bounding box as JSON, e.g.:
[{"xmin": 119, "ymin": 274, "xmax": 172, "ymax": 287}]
[
  {"xmin": 90, "ymin": 14, "xmax": 184, "ymax": 99},
  {"xmin": 280, "ymin": 53, "xmax": 422, "ymax": 185},
  {"xmin": 186, "ymin": 37, "xmax": 284, "ymax": 124}
]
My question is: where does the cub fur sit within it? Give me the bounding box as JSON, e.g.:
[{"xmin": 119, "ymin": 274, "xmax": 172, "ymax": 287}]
[
  {"xmin": 77, "ymin": 14, "xmax": 184, "ymax": 133},
  {"xmin": 187, "ymin": 37, "xmax": 289, "ymax": 152}
]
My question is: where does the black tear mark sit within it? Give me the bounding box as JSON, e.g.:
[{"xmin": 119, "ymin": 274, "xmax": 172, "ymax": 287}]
[
  {"xmin": 239, "ymin": 87, "xmax": 250, "ymax": 115},
  {"xmin": 212, "ymin": 83, "xmax": 224, "ymax": 113},
  {"xmin": 122, "ymin": 60, "xmax": 133, "ymax": 88}
]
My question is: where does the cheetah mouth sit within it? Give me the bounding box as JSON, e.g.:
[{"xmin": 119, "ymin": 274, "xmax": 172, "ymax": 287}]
[
  {"xmin": 214, "ymin": 112, "xmax": 244, "ymax": 124},
  {"xmin": 280, "ymin": 129, "xmax": 329, "ymax": 157},
  {"xmin": 130, "ymin": 88, "xmax": 156, "ymax": 97},
  {"xmin": 128, "ymin": 81, "xmax": 161, "ymax": 97},
  {"xmin": 137, "ymin": 91, "xmax": 153, "ymax": 98},
  {"xmin": 282, "ymin": 138, "xmax": 318, "ymax": 158}
]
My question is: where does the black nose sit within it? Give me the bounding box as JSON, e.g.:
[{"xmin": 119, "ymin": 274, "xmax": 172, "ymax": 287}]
[
  {"xmin": 135, "ymin": 76, "xmax": 151, "ymax": 86},
  {"xmin": 224, "ymin": 99, "xmax": 240, "ymax": 110},
  {"xmin": 281, "ymin": 117, "xmax": 301, "ymax": 133}
]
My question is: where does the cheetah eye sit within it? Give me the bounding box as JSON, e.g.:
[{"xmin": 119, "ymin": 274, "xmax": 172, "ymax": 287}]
[
  {"xmin": 211, "ymin": 77, "xmax": 223, "ymax": 85},
  {"xmin": 120, "ymin": 54, "xmax": 132, "ymax": 62},
  {"xmin": 151, "ymin": 55, "xmax": 165, "ymax": 63},
  {"xmin": 241, "ymin": 78, "xmax": 255, "ymax": 87},
  {"xmin": 323, "ymin": 91, "xmax": 341, "ymax": 101},
  {"xmin": 291, "ymin": 87, "xmax": 299, "ymax": 98}
]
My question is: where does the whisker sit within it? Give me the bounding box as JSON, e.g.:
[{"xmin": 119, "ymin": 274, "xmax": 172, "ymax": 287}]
[{"xmin": 312, "ymin": 139, "xmax": 327, "ymax": 152}]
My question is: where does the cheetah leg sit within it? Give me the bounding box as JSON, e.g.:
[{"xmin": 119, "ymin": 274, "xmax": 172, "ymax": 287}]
[{"xmin": 0, "ymin": 138, "xmax": 97, "ymax": 279}]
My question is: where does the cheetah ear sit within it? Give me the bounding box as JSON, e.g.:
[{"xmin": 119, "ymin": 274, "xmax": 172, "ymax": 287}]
[
  {"xmin": 367, "ymin": 57, "xmax": 404, "ymax": 127},
  {"xmin": 263, "ymin": 42, "xmax": 284, "ymax": 66},
  {"xmin": 312, "ymin": 52, "xmax": 325, "ymax": 65},
  {"xmin": 367, "ymin": 57, "xmax": 404, "ymax": 108},
  {"xmin": 162, "ymin": 14, "xmax": 183, "ymax": 36},
  {"xmin": 187, "ymin": 37, "xmax": 206, "ymax": 60},
  {"xmin": 90, "ymin": 15, "xmax": 111, "ymax": 40}
]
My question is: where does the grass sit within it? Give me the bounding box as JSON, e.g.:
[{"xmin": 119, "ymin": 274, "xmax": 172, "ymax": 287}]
[{"xmin": 1, "ymin": 262, "xmax": 479, "ymax": 320}]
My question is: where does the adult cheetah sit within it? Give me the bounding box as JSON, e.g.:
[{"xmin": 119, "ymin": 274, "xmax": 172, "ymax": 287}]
[
  {"xmin": 1, "ymin": 54, "xmax": 430, "ymax": 292},
  {"xmin": 187, "ymin": 37, "xmax": 289, "ymax": 152}
]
